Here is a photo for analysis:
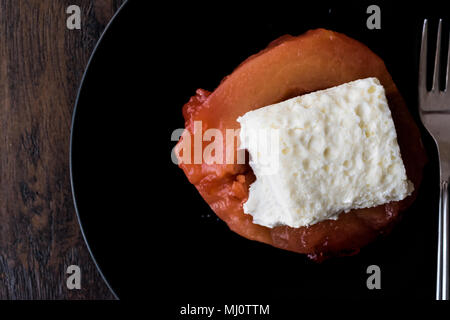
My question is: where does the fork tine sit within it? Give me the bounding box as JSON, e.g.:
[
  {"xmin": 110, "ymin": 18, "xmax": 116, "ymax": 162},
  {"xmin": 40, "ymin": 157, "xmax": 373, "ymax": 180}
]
[
  {"xmin": 419, "ymin": 19, "xmax": 428, "ymax": 98},
  {"xmin": 446, "ymin": 27, "xmax": 450, "ymax": 92},
  {"xmin": 432, "ymin": 19, "xmax": 443, "ymax": 91}
]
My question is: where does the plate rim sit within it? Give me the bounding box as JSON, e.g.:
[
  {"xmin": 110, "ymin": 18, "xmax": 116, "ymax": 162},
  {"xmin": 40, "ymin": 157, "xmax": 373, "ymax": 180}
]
[{"xmin": 69, "ymin": 0, "xmax": 129, "ymax": 300}]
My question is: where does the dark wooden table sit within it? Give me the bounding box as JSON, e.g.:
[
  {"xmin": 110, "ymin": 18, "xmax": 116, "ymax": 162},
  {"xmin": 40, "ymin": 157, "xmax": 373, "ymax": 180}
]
[{"xmin": 0, "ymin": 0, "xmax": 125, "ymax": 299}]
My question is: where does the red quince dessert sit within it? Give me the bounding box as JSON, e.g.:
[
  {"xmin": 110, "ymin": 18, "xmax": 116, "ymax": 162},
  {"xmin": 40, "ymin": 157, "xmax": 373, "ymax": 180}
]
[{"xmin": 175, "ymin": 29, "xmax": 427, "ymax": 261}]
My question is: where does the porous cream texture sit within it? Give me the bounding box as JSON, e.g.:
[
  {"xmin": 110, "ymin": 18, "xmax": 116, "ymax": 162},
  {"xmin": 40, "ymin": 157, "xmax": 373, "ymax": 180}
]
[{"xmin": 237, "ymin": 77, "xmax": 413, "ymax": 228}]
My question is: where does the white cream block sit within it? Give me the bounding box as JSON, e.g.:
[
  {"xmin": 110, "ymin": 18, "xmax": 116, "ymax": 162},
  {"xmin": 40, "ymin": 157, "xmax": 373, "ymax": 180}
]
[{"xmin": 237, "ymin": 77, "xmax": 413, "ymax": 228}]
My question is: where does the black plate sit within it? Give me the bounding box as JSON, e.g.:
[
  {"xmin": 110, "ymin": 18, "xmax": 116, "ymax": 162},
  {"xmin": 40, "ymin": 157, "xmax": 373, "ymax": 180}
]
[{"xmin": 71, "ymin": 0, "xmax": 447, "ymax": 305}]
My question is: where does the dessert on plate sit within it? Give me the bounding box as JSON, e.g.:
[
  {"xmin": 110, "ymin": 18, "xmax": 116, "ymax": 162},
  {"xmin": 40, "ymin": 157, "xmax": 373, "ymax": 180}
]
[{"xmin": 175, "ymin": 28, "xmax": 427, "ymax": 261}]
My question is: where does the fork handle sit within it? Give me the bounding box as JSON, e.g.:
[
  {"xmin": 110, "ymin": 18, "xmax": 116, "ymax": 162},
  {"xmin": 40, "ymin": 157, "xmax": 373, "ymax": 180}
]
[{"xmin": 437, "ymin": 179, "xmax": 450, "ymax": 300}]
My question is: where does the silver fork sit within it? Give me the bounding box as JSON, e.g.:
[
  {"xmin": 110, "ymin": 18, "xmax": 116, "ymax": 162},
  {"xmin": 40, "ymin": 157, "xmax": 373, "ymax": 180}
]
[{"xmin": 419, "ymin": 18, "xmax": 450, "ymax": 300}]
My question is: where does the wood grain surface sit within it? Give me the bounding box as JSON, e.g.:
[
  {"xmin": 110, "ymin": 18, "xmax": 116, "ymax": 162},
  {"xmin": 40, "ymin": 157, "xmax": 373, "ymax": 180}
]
[{"xmin": 0, "ymin": 0, "xmax": 125, "ymax": 299}]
